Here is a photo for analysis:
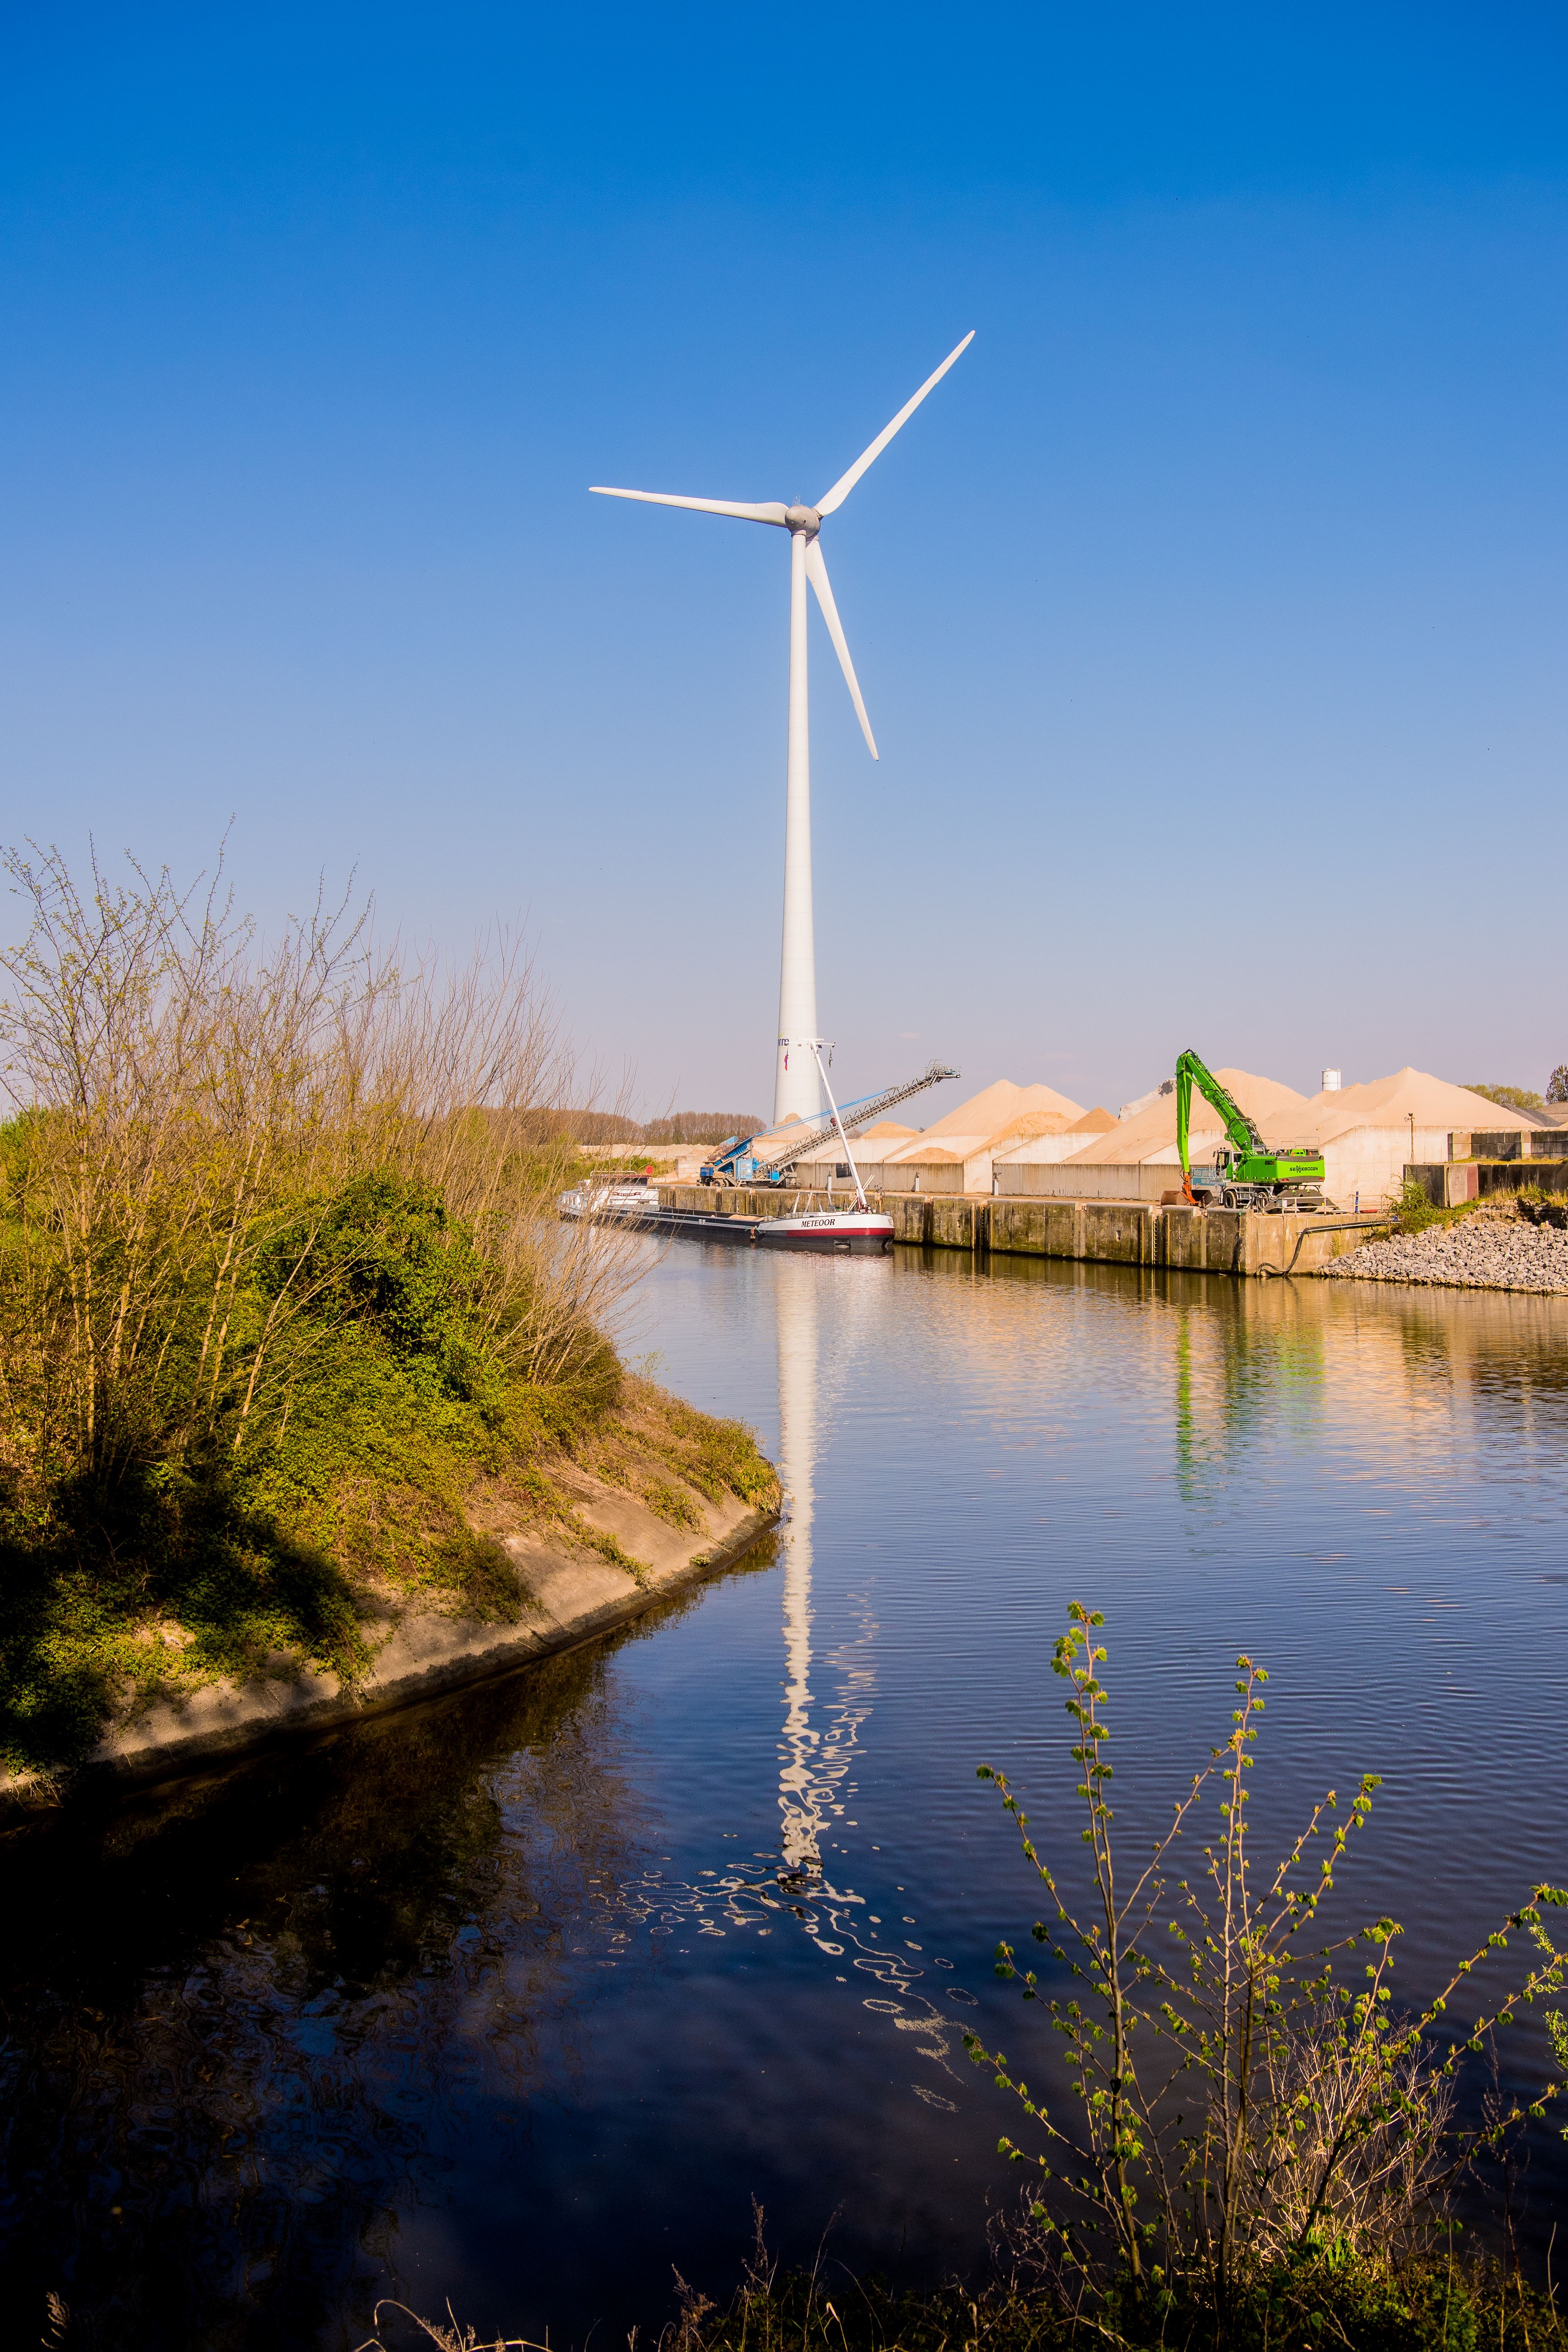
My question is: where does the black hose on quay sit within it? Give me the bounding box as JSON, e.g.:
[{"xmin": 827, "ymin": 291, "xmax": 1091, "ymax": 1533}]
[{"xmin": 1256, "ymin": 1216, "xmax": 1387, "ymax": 1279}]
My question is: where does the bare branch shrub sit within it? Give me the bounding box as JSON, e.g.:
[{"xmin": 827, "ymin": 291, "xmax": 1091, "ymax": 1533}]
[
  {"xmin": 967, "ymin": 1604, "xmax": 1568, "ymax": 2328},
  {"xmin": 0, "ymin": 839, "xmax": 646, "ymax": 1510}
]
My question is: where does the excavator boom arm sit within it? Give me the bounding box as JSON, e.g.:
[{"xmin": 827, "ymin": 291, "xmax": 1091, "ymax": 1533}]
[{"xmin": 1175, "ymin": 1049, "xmax": 1266, "ymax": 1178}]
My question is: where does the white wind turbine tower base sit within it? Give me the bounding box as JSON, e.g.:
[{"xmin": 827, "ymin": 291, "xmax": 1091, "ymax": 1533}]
[{"xmin": 591, "ymin": 331, "xmax": 973, "ymax": 1126}]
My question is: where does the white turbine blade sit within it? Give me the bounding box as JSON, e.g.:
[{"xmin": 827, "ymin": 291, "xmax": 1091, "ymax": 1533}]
[
  {"xmin": 590, "ymin": 486, "xmax": 789, "ymax": 526},
  {"xmin": 814, "ymin": 331, "xmax": 975, "ymax": 517},
  {"xmin": 805, "ymin": 537, "xmax": 878, "ymax": 760}
]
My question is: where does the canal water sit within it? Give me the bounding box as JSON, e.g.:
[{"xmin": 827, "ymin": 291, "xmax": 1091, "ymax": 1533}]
[{"xmin": 3, "ymin": 1245, "xmax": 1568, "ymax": 2348}]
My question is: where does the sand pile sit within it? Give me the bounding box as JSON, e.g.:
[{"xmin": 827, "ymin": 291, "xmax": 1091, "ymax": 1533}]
[
  {"xmin": 916, "ymin": 1080, "xmax": 1086, "ymax": 1141},
  {"xmin": 1259, "ymin": 1069, "xmax": 1536, "ymax": 1150},
  {"xmin": 1065, "ymin": 1069, "xmax": 1307, "ymax": 1165},
  {"xmin": 882, "ymin": 1081, "xmax": 1088, "ymax": 1167}
]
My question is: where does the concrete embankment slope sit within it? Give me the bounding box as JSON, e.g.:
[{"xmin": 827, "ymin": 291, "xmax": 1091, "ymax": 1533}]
[
  {"xmin": 1, "ymin": 1474, "xmax": 778, "ymax": 1813},
  {"xmin": 658, "ymin": 1185, "xmax": 1378, "ymax": 1277}
]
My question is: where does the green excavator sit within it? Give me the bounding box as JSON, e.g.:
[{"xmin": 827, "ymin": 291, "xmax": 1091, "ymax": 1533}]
[{"xmin": 1175, "ymin": 1049, "xmax": 1327, "ymax": 1212}]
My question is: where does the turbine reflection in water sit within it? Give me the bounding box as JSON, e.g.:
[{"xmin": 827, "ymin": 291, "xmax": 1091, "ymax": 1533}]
[
  {"xmin": 623, "ymin": 1255, "xmax": 966, "ymax": 2095},
  {"xmin": 764, "ymin": 1255, "xmax": 963, "ymax": 2100},
  {"xmin": 777, "ymin": 1253, "xmax": 823, "ymax": 1876}
]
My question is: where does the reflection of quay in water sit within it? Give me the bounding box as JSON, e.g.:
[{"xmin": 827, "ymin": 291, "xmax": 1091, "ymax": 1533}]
[{"xmin": 1167, "ymin": 1272, "xmax": 1568, "ymax": 1507}]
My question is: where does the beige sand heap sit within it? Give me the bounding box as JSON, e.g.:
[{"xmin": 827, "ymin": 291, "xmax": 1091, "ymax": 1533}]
[
  {"xmin": 1062, "ymin": 1068, "xmax": 1307, "ymax": 1166},
  {"xmin": 853, "ymin": 1120, "xmax": 917, "ymax": 1140},
  {"xmin": 745, "ymin": 1110, "xmax": 805, "ymax": 1160},
  {"xmin": 993, "ymin": 1069, "xmax": 1306, "ymax": 1202},
  {"xmin": 1251, "ymin": 1068, "xmax": 1539, "ymax": 1208},
  {"xmin": 990, "ymin": 1104, "xmax": 1119, "ymax": 1180},
  {"xmin": 991, "ymin": 1065, "xmax": 1544, "ymax": 1212},
  {"xmin": 1257, "ymin": 1069, "xmax": 1535, "ymax": 1148},
  {"xmin": 913, "ymin": 1079, "xmax": 1087, "ymax": 1140},
  {"xmin": 867, "ymin": 1080, "xmax": 1088, "ymax": 1194},
  {"xmin": 985, "ymin": 1105, "xmax": 1107, "ymax": 1146},
  {"xmin": 792, "ymin": 1078, "xmax": 1089, "ymax": 1195}
]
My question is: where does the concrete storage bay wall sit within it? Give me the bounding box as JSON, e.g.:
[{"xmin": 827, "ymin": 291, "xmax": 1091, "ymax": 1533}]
[{"xmin": 997, "ymin": 1159, "xmax": 1180, "ymax": 1202}]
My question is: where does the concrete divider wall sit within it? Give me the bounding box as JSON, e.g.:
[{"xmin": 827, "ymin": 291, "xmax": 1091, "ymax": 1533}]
[
  {"xmin": 1409, "ymin": 1160, "xmax": 1568, "ymax": 1203},
  {"xmin": 655, "ymin": 1186, "xmax": 1375, "ymax": 1278},
  {"xmin": 1477, "ymin": 1159, "xmax": 1568, "ymax": 1198},
  {"xmin": 999, "ymin": 1160, "xmax": 1172, "ymax": 1201}
]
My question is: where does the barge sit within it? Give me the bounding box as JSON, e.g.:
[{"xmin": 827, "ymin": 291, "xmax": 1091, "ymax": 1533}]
[{"xmin": 557, "ymin": 1178, "xmax": 893, "ymax": 1256}]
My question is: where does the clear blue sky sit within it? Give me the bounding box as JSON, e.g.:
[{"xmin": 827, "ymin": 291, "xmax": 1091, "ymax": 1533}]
[{"xmin": 3, "ymin": 5, "xmax": 1565, "ymax": 1118}]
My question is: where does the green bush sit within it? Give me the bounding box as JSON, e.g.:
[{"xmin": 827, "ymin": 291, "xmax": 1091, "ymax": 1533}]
[{"xmin": 1384, "ymin": 1179, "xmax": 1493, "ymax": 1238}]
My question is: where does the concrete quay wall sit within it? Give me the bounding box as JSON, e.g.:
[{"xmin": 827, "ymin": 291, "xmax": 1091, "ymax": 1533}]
[{"xmin": 655, "ymin": 1186, "xmax": 1378, "ymax": 1278}]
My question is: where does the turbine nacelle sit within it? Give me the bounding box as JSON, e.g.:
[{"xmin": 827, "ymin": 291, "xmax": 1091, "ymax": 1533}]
[{"xmin": 589, "ymin": 330, "xmax": 973, "ymax": 762}]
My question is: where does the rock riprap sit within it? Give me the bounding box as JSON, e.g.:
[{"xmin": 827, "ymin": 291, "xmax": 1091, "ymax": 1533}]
[{"xmin": 1327, "ymin": 1209, "xmax": 1568, "ymax": 1293}]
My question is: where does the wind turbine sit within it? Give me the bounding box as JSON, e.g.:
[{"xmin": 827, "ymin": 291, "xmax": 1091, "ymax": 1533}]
[{"xmin": 591, "ymin": 331, "xmax": 974, "ymax": 1126}]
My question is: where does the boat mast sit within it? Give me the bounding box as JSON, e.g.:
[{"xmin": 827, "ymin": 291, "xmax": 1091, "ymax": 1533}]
[{"xmin": 805, "ymin": 1040, "xmax": 868, "ymax": 1211}]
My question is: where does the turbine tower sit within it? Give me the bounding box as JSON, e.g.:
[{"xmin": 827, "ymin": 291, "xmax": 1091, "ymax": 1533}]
[{"xmin": 591, "ymin": 332, "xmax": 973, "ymax": 1126}]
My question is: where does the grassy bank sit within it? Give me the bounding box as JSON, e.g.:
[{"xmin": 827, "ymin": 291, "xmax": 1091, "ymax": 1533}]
[
  {"xmin": 0, "ymin": 1178, "xmax": 776, "ymax": 1775},
  {"xmin": 614, "ymin": 2251, "xmax": 1560, "ymax": 2352},
  {"xmin": 0, "ymin": 845, "xmax": 775, "ymax": 1777},
  {"xmin": 364, "ymin": 2244, "xmax": 1566, "ymax": 2352}
]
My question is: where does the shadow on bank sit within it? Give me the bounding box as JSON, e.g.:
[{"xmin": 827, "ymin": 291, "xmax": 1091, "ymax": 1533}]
[{"xmin": 0, "ymin": 1538, "xmax": 777, "ymax": 2352}]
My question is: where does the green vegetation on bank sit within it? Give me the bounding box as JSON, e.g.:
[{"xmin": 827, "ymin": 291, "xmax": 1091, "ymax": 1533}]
[
  {"xmin": 1384, "ymin": 1177, "xmax": 1568, "ymax": 1240},
  {"xmin": 1382, "ymin": 1177, "xmax": 1491, "ymax": 1237},
  {"xmin": 0, "ymin": 845, "xmax": 775, "ymax": 1779}
]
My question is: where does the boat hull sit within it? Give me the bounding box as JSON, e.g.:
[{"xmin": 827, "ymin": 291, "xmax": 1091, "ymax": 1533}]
[
  {"xmin": 556, "ymin": 1193, "xmax": 893, "ymax": 1255},
  {"xmin": 755, "ymin": 1212, "xmax": 894, "ymax": 1255}
]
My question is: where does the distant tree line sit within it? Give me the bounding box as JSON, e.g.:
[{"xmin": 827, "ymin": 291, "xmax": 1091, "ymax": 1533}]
[
  {"xmin": 1461, "ymin": 1076, "xmax": 1568, "ymax": 1113},
  {"xmin": 518, "ymin": 1108, "xmax": 767, "ymax": 1146},
  {"xmin": 1466, "ymin": 1081, "xmax": 1546, "ymax": 1112}
]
